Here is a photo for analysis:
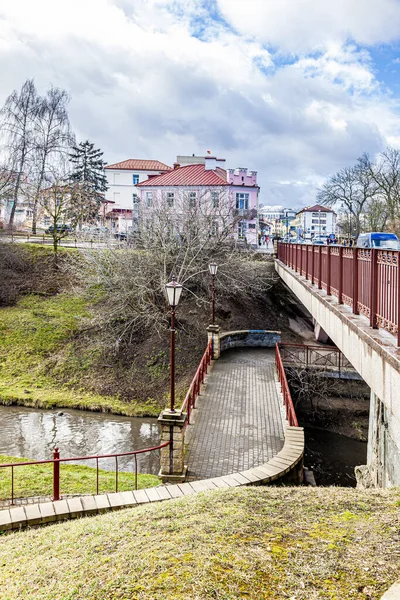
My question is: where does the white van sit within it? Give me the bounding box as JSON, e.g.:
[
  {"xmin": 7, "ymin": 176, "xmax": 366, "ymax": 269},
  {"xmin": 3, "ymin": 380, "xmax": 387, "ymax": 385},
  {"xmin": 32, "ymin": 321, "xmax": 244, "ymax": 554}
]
[{"xmin": 356, "ymin": 232, "xmax": 399, "ymax": 249}]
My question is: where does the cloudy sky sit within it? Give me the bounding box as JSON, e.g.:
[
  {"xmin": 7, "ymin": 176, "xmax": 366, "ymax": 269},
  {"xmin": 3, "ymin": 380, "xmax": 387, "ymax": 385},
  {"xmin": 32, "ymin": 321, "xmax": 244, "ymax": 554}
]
[{"xmin": 1, "ymin": 0, "xmax": 400, "ymax": 207}]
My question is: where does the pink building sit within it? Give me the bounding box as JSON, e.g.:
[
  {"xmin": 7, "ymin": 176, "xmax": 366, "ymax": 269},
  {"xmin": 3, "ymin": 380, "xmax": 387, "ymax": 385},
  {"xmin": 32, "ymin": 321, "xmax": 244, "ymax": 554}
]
[{"xmin": 136, "ymin": 156, "xmax": 259, "ymax": 245}]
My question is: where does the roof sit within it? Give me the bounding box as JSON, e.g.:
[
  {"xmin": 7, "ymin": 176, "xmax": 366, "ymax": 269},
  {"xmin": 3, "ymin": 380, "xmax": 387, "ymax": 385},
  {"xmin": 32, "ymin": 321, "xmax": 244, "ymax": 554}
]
[
  {"xmin": 297, "ymin": 204, "xmax": 335, "ymax": 214},
  {"xmin": 105, "ymin": 159, "xmax": 172, "ymax": 172},
  {"xmin": 136, "ymin": 163, "xmax": 230, "ymax": 187}
]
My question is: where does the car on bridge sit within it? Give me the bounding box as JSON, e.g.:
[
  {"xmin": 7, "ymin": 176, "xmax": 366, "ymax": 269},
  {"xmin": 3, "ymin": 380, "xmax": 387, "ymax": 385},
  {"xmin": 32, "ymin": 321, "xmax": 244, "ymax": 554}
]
[{"xmin": 356, "ymin": 232, "xmax": 399, "ymax": 249}]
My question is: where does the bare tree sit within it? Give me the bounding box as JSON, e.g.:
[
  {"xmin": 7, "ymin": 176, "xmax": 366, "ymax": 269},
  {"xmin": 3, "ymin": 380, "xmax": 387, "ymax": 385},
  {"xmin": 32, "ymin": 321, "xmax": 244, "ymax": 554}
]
[
  {"xmin": 69, "ymin": 188, "xmax": 275, "ymax": 347},
  {"xmin": 0, "ymin": 79, "xmax": 40, "ymax": 229},
  {"xmin": 368, "ymin": 147, "xmax": 400, "ymax": 227},
  {"xmin": 317, "ymin": 154, "xmax": 378, "ymax": 237},
  {"xmin": 39, "ymin": 166, "xmax": 103, "ymax": 263},
  {"xmin": 29, "ymin": 87, "xmax": 74, "ymax": 234}
]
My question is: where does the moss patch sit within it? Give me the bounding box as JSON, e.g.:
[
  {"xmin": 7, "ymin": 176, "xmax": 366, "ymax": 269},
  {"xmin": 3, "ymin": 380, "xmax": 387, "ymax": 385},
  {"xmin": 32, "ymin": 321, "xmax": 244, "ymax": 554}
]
[
  {"xmin": 0, "ymin": 293, "xmax": 161, "ymax": 416},
  {"xmin": 0, "ymin": 487, "xmax": 399, "ymax": 599}
]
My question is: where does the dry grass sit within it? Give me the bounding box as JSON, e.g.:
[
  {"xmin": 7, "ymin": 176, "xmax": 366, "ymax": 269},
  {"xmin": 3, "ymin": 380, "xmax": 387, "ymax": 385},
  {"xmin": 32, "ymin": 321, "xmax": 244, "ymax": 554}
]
[{"xmin": 0, "ymin": 486, "xmax": 399, "ymax": 599}]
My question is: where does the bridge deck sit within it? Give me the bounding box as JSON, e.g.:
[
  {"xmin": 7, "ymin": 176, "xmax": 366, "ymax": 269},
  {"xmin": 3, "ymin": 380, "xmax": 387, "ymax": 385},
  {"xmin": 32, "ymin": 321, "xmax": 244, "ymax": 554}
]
[{"xmin": 185, "ymin": 348, "xmax": 285, "ymax": 480}]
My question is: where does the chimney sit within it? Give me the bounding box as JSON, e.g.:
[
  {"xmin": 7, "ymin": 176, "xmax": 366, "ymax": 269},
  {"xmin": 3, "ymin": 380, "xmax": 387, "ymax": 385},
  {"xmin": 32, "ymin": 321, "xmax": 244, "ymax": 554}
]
[
  {"xmin": 173, "ymin": 162, "xmax": 180, "ymax": 169},
  {"xmin": 204, "ymin": 156, "xmax": 217, "ymax": 170}
]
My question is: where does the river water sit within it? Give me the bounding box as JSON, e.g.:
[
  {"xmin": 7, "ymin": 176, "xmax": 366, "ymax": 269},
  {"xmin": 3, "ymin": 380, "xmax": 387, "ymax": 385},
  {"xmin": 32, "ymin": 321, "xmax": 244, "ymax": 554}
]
[
  {"xmin": 0, "ymin": 405, "xmax": 161, "ymax": 474},
  {"xmin": 304, "ymin": 426, "xmax": 367, "ymax": 487}
]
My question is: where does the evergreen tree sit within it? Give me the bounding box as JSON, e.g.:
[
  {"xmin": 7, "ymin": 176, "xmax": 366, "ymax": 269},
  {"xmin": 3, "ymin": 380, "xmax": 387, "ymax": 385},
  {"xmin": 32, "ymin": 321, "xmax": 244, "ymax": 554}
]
[{"xmin": 69, "ymin": 140, "xmax": 108, "ymax": 194}]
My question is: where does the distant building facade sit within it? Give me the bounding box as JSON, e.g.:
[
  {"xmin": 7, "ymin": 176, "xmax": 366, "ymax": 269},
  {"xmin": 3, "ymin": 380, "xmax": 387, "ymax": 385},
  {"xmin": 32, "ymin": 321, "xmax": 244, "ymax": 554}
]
[
  {"xmin": 293, "ymin": 204, "xmax": 336, "ymax": 238},
  {"xmin": 104, "ymin": 159, "xmax": 171, "ymax": 230},
  {"xmin": 136, "ymin": 156, "xmax": 260, "ymax": 245}
]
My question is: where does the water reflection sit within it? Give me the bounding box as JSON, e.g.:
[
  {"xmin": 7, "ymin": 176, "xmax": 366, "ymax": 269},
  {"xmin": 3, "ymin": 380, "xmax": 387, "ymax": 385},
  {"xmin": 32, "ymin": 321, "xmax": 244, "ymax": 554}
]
[{"xmin": 0, "ymin": 406, "xmax": 160, "ymax": 474}]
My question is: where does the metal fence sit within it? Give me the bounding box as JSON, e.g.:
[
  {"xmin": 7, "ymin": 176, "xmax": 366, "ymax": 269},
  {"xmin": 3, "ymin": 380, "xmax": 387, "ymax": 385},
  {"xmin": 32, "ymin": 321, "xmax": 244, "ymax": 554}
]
[
  {"xmin": 278, "ymin": 343, "xmax": 354, "ymax": 373},
  {"xmin": 180, "ymin": 339, "xmax": 213, "ymax": 427},
  {"xmin": 0, "ymin": 442, "xmax": 170, "ymax": 505},
  {"xmin": 275, "ymin": 343, "xmax": 298, "ymax": 427},
  {"xmin": 278, "ymin": 243, "xmax": 400, "ymax": 345}
]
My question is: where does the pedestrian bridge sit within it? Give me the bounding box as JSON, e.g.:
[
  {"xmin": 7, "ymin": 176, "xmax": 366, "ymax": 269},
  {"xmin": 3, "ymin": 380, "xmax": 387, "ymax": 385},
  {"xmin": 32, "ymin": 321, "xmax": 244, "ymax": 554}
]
[
  {"xmin": 275, "ymin": 242, "xmax": 400, "ymax": 487},
  {"xmin": 0, "ymin": 331, "xmax": 305, "ymax": 531}
]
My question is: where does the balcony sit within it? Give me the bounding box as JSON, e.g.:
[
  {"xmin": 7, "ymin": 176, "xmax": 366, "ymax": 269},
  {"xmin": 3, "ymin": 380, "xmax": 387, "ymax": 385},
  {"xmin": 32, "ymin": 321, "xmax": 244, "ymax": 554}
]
[{"xmin": 234, "ymin": 208, "xmax": 257, "ymax": 219}]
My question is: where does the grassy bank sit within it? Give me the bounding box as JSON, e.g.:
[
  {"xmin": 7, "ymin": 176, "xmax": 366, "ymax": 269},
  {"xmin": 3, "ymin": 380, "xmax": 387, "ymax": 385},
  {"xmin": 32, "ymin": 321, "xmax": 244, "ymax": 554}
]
[
  {"xmin": 1, "ymin": 486, "xmax": 399, "ymax": 599},
  {"xmin": 0, "ymin": 292, "xmax": 162, "ymax": 417},
  {"xmin": 0, "ymin": 455, "xmax": 160, "ymax": 501}
]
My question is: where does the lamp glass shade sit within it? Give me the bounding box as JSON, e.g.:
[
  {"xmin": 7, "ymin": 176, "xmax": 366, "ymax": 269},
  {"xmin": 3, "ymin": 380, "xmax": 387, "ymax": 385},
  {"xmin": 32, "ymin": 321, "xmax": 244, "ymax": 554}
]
[
  {"xmin": 165, "ymin": 280, "xmax": 183, "ymax": 307},
  {"xmin": 208, "ymin": 262, "xmax": 218, "ymax": 276}
]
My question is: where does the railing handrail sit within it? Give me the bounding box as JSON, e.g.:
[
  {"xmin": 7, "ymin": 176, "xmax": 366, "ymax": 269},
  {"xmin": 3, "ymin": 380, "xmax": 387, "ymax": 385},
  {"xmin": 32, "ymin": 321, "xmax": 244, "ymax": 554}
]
[
  {"xmin": 0, "ymin": 441, "xmax": 171, "ymax": 470},
  {"xmin": 275, "ymin": 343, "xmax": 298, "ymax": 427},
  {"xmin": 278, "ymin": 343, "xmax": 340, "ymax": 352},
  {"xmin": 180, "ymin": 338, "xmax": 213, "ymax": 419},
  {"xmin": 0, "ymin": 440, "xmax": 171, "ymax": 504}
]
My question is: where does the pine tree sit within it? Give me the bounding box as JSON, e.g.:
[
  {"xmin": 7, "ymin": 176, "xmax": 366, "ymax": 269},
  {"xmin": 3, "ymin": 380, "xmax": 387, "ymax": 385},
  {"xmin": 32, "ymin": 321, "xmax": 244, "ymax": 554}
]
[{"xmin": 69, "ymin": 140, "xmax": 108, "ymax": 194}]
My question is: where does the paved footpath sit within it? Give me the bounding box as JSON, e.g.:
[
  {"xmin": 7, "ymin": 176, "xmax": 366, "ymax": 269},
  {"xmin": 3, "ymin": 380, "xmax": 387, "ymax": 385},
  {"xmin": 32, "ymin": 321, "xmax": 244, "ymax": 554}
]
[{"xmin": 185, "ymin": 348, "xmax": 285, "ymax": 480}]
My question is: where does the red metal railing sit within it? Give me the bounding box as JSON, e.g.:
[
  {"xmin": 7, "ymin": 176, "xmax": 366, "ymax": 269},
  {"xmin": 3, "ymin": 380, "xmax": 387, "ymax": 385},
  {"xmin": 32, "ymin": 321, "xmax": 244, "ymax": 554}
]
[
  {"xmin": 278, "ymin": 243, "xmax": 400, "ymax": 345},
  {"xmin": 275, "ymin": 343, "xmax": 298, "ymax": 427},
  {"xmin": 180, "ymin": 339, "xmax": 213, "ymax": 425},
  {"xmin": 278, "ymin": 343, "xmax": 354, "ymax": 373},
  {"xmin": 0, "ymin": 441, "xmax": 170, "ymax": 505}
]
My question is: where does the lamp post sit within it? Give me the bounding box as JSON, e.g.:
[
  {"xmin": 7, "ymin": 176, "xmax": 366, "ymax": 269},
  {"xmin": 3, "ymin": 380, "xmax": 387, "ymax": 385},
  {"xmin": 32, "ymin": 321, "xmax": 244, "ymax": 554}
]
[
  {"xmin": 165, "ymin": 277, "xmax": 183, "ymax": 413},
  {"xmin": 209, "ymin": 262, "xmax": 218, "ymax": 325}
]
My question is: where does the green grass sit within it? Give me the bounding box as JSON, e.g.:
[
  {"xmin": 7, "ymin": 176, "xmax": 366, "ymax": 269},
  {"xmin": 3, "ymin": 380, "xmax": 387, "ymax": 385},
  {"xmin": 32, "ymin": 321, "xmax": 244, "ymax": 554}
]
[
  {"xmin": 0, "ymin": 293, "xmax": 161, "ymax": 416},
  {"xmin": 0, "ymin": 455, "xmax": 160, "ymax": 500},
  {"xmin": 0, "ymin": 486, "xmax": 399, "ymax": 599}
]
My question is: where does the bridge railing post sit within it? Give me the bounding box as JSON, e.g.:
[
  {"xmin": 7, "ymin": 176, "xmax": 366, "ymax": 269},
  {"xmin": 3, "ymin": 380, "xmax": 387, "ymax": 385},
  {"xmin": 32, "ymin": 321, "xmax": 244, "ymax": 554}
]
[
  {"xmin": 370, "ymin": 248, "xmax": 378, "ymax": 329},
  {"xmin": 326, "ymin": 246, "xmax": 331, "ymax": 295},
  {"xmin": 353, "ymin": 247, "xmax": 359, "ymax": 315},
  {"xmin": 53, "ymin": 448, "xmax": 60, "ymax": 501},
  {"xmin": 318, "ymin": 246, "xmax": 322, "ymax": 290},
  {"xmin": 338, "ymin": 246, "xmax": 343, "ymax": 304}
]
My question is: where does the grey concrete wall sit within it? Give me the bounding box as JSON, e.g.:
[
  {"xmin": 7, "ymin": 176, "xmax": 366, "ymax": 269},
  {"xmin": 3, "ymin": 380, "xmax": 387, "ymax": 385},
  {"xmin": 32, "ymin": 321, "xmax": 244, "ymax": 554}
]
[
  {"xmin": 220, "ymin": 330, "xmax": 281, "ymax": 353},
  {"xmin": 276, "ymin": 260, "xmax": 400, "ymax": 487}
]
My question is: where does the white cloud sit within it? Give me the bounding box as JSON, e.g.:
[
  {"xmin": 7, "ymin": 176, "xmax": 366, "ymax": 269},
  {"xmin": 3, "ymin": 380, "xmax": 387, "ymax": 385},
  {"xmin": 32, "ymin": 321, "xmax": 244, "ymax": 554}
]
[
  {"xmin": 217, "ymin": 0, "xmax": 400, "ymax": 54},
  {"xmin": 0, "ymin": 0, "xmax": 399, "ymax": 207}
]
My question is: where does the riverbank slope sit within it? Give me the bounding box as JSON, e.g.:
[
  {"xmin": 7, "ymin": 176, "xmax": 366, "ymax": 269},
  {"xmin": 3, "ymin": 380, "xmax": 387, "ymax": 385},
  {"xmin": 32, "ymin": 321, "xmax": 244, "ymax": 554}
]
[
  {"xmin": 0, "ymin": 486, "xmax": 399, "ymax": 599},
  {"xmin": 0, "ymin": 244, "xmax": 300, "ymax": 416}
]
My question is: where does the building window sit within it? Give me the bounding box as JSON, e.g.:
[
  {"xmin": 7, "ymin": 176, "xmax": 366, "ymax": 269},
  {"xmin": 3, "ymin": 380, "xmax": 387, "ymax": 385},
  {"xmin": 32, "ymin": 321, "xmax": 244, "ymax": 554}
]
[
  {"xmin": 146, "ymin": 192, "xmax": 153, "ymax": 208},
  {"xmin": 211, "ymin": 192, "xmax": 219, "ymax": 208},
  {"xmin": 237, "ymin": 220, "xmax": 247, "ymax": 238},
  {"xmin": 236, "ymin": 193, "xmax": 249, "ymax": 210},
  {"xmin": 312, "ymin": 212, "xmax": 326, "ymax": 218},
  {"xmin": 189, "ymin": 192, "xmax": 197, "ymax": 207},
  {"xmin": 167, "ymin": 192, "xmax": 174, "ymax": 208},
  {"xmin": 132, "ymin": 174, "xmax": 139, "ymax": 185},
  {"xmin": 210, "ymin": 221, "xmax": 219, "ymax": 236}
]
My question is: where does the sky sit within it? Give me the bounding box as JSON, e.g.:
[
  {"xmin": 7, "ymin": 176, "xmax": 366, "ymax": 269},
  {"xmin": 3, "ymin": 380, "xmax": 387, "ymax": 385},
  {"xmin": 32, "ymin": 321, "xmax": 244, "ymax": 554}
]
[{"xmin": 1, "ymin": 0, "xmax": 400, "ymax": 208}]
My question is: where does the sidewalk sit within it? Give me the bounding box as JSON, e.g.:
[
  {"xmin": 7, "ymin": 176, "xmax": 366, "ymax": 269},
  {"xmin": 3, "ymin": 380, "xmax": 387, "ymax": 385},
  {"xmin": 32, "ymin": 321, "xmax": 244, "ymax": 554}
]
[{"xmin": 185, "ymin": 348, "xmax": 285, "ymax": 480}]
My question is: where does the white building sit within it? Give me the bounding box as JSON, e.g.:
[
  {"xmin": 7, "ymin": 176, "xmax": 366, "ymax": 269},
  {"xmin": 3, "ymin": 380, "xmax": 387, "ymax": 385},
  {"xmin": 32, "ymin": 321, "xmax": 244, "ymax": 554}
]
[
  {"xmin": 104, "ymin": 159, "xmax": 171, "ymax": 230},
  {"xmin": 294, "ymin": 204, "xmax": 336, "ymax": 238}
]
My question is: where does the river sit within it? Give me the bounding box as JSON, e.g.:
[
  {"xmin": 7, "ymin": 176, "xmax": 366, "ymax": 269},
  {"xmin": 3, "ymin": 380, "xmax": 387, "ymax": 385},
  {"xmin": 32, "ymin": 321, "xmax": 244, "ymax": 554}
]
[{"xmin": 0, "ymin": 405, "xmax": 161, "ymax": 474}]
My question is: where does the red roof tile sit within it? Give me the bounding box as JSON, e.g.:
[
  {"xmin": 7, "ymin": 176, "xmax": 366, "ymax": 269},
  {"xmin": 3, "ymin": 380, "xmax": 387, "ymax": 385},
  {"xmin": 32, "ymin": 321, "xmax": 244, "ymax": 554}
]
[
  {"xmin": 137, "ymin": 164, "xmax": 229, "ymax": 187},
  {"xmin": 105, "ymin": 159, "xmax": 172, "ymax": 172}
]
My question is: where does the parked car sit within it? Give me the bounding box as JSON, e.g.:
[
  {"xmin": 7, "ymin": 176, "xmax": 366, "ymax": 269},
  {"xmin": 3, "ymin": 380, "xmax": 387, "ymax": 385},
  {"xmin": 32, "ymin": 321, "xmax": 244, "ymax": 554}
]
[
  {"xmin": 312, "ymin": 239, "xmax": 325, "ymax": 245},
  {"xmin": 45, "ymin": 224, "xmax": 71, "ymax": 234},
  {"xmin": 356, "ymin": 232, "xmax": 399, "ymax": 250}
]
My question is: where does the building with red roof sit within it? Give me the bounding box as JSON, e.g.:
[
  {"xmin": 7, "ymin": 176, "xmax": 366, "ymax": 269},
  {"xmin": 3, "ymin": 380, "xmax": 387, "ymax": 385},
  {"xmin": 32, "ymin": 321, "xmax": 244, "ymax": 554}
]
[
  {"xmin": 293, "ymin": 204, "xmax": 337, "ymax": 238},
  {"xmin": 104, "ymin": 158, "xmax": 172, "ymax": 231},
  {"xmin": 135, "ymin": 156, "xmax": 260, "ymax": 245}
]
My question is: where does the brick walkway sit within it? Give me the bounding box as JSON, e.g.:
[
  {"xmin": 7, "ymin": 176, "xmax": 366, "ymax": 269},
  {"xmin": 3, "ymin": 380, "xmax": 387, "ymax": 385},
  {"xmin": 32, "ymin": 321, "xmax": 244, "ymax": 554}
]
[{"xmin": 185, "ymin": 348, "xmax": 285, "ymax": 480}]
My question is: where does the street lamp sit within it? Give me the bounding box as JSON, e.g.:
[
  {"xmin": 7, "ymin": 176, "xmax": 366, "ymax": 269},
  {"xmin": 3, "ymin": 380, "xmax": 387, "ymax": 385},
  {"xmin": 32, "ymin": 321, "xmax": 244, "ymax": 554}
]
[
  {"xmin": 209, "ymin": 262, "xmax": 218, "ymax": 325},
  {"xmin": 165, "ymin": 277, "xmax": 183, "ymax": 413}
]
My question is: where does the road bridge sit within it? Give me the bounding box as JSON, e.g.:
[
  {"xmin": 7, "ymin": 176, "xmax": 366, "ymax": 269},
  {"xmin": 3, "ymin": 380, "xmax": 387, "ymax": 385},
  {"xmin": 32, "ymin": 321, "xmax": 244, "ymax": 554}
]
[{"xmin": 276, "ymin": 242, "xmax": 400, "ymax": 487}]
